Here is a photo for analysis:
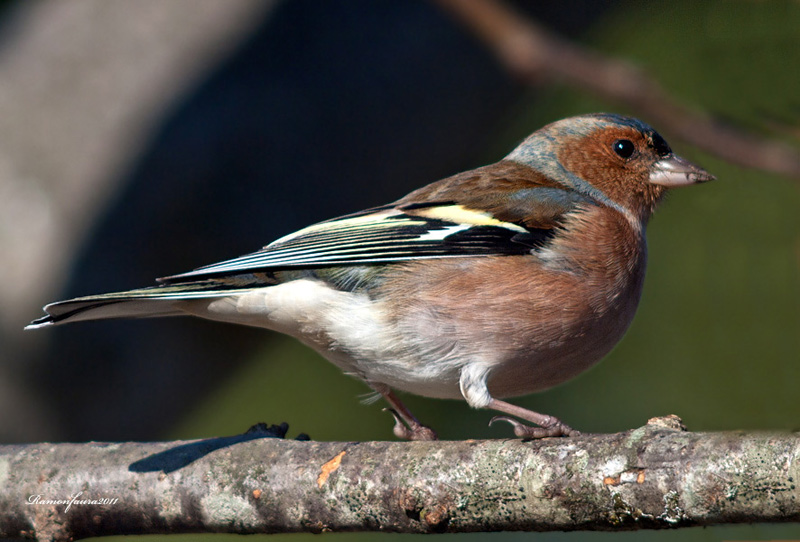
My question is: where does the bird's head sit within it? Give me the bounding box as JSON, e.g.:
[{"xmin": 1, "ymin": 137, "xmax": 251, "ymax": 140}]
[{"xmin": 507, "ymin": 113, "xmax": 715, "ymax": 223}]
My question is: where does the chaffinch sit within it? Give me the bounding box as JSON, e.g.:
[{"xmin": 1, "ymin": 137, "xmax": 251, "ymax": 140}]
[{"xmin": 28, "ymin": 113, "xmax": 714, "ymax": 440}]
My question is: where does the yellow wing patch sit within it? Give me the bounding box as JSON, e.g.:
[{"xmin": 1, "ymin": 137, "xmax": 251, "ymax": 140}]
[
  {"xmin": 268, "ymin": 208, "xmax": 425, "ymax": 247},
  {"xmin": 409, "ymin": 204, "xmax": 528, "ymax": 233}
]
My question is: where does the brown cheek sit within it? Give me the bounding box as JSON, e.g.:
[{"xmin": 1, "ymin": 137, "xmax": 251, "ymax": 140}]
[{"xmin": 556, "ymin": 138, "xmax": 623, "ymax": 193}]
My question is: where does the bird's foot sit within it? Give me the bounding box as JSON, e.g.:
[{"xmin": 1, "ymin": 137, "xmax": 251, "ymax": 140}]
[
  {"xmin": 486, "ymin": 398, "xmax": 580, "ymax": 439},
  {"xmin": 376, "ymin": 387, "xmax": 438, "ymax": 440},
  {"xmin": 489, "ymin": 415, "xmax": 580, "ymax": 439},
  {"xmin": 385, "ymin": 408, "xmax": 438, "ymax": 441}
]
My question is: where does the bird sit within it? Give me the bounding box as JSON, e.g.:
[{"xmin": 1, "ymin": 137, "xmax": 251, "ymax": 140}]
[{"xmin": 27, "ymin": 113, "xmax": 714, "ymax": 440}]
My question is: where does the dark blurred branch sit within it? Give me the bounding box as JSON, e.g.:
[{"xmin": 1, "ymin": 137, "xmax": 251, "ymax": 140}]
[
  {"xmin": 434, "ymin": 0, "xmax": 800, "ymax": 178},
  {"xmin": 1, "ymin": 418, "xmax": 799, "ymax": 541}
]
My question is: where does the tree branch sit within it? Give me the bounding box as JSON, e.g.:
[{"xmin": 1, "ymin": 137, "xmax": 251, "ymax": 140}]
[
  {"xmin": 433, "ymin": 0, "xmax": 800, "ymax": 179},
  {"xmin": 1, "ymin": 417, "xmax": 798, "ymax": 541}
]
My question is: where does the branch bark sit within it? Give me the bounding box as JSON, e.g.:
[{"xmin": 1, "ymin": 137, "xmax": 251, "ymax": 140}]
[
  {"xmin": 1, "ymin": 417, "xmax": 798, "ymax": 541},
  {"xmin": 433, "ymin": 0, "xmax": 800, "ymax": 179}
]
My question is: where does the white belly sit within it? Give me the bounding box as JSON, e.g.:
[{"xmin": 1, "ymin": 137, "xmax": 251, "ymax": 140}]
[{"xmin": 176, "ymin": 279, "xmax": 465, "ymax": 397}]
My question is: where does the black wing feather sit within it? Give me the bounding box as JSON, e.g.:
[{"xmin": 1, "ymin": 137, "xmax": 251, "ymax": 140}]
[{"xmin": 160, "ymin": 205, "xmax": 555, "ymax": 283}]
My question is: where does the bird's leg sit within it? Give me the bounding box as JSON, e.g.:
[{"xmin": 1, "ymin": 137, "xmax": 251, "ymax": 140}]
[
  {"xmin": 380, "ymin": 389, "xmax": 438, "ymax": 441},
  {"xmin": 488, "ymin": 398, "xmax": 579, "ymax": 438}
]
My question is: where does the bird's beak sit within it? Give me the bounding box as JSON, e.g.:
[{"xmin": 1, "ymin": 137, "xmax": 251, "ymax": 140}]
[{"xmin": 649, "ymin": 154, "xmax": 715, "ymax": 187}]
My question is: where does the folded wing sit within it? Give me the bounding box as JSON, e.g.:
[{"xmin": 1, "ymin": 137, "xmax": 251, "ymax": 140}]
[{"xmin": 159, "ymin": 203, "xmax": 555, "ymax": 283}]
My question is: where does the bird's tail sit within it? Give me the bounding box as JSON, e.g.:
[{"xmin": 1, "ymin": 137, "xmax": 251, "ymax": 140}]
[{"xmin": 25, "ymin": 282, "xmax": 246, "ymax": 329}]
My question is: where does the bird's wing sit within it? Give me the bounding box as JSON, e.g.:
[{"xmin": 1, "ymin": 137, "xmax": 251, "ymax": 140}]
[{"xmin": 159, "ymin": 203, "xmax": 556, "ymax": 283}]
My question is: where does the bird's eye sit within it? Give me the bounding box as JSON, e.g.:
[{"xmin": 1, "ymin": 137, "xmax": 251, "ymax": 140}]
[{"xmin": 613, "ymin": 139, "xmax": 635, "ymax": 159}]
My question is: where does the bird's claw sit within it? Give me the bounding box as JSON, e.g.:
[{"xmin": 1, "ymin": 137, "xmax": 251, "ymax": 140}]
[
  {"xmin": 384, "ymin": 408, "xmax": 438, "ymax": 441},
  {"xmin": 489, "ymin": 415, "xmax": 580, "ymax": 439}
]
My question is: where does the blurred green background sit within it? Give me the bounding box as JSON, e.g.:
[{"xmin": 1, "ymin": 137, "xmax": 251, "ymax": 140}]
[
  {"xmin": 180, "ymin": 0, "xmax": 800, "ymax": 440},
  {"xmin": 1, "ymin": 0, "xmax": 798, "ymax": 541},
  {"xmin": 179, "ymin": 2, "xmax": 800, "ymax": 541},
  {"xmin": 178, "ymin": 2, "xmax": 800, "ymax": 541}
]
